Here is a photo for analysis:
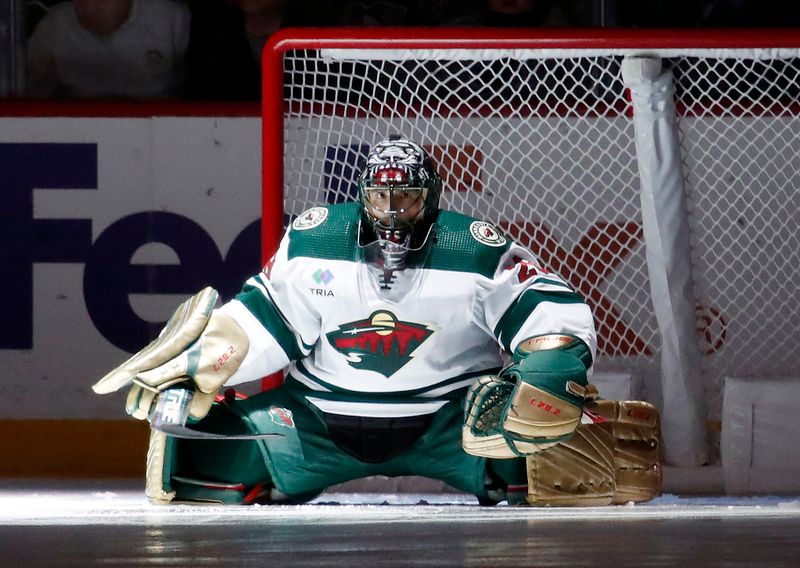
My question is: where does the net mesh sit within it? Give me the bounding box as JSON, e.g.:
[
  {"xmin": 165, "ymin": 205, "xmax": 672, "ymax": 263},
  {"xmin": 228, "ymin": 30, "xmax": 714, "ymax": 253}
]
[
  {"xmin": 674, "ymin": 56, "xmax": 800, "ymax": 418},
  {"xmin": 274, "ymin": 42, "xmax": 800, "ymax": 438}
]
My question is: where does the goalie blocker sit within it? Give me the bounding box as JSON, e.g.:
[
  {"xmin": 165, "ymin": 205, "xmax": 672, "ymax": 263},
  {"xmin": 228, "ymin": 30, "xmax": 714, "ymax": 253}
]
[{"xmin": 463, "ymin": 334, "xmax": 661, "ymax": 505}]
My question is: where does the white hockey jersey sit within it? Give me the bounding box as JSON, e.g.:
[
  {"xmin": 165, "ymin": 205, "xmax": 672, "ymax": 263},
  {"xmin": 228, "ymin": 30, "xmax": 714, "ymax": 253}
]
[{"xmin": 221, "ymin": 203, "xmax": 596, "ymax": 419}]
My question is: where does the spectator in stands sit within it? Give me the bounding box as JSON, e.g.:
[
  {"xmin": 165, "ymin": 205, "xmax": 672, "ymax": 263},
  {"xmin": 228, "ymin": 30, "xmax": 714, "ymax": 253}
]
[
  {"xmin": 26, "ymin": 0, "xmax": 191, "ymax": 99},
  {"xmin": 413, "ymin": 0, "xmax": 483, "ymax": 25},
  {"xmin": 481, "ymin": 0, "xmax": 591, "ymax": 27},
  {"xmin": 185, "ymin": 0, "xmax": 328, "ymax": 101},
  {"xmin": 234, "ymin": 0, "xmax": 289, "ymax": 66},
  {"xmin": 185, "ymin": 0, "xmax": 261, "ymax": 101},
  {"xmin": 334, "ymin": 0, "xmax": 485, "ymax": 26},
  {"xmin": 335, "ymin": 0, "xmax": 412, "ymax": 26}
]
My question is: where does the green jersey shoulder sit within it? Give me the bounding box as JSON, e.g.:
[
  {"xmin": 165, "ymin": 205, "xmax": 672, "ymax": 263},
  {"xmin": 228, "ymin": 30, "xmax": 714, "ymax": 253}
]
[
  {"xmin": 287, "ymin": 203, "xmax": 361, "ymax": 261},
  {"xmin": 286, "ymin": 202, "xmax": 511, "ymax": 276},
  {"xmin": 426, "ymin": 210, "xmax": 511, "ymax": 277}
]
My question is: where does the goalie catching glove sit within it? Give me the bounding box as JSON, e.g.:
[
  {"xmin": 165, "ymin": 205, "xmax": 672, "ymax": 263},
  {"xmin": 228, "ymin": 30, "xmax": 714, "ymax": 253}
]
[
  {"xmin": 463, "ymin": 334, "xmax": 597, "ymax": 458},
  {"xmin": 92, "ymin": 287, "xmax": 250, "ymax": 422}
]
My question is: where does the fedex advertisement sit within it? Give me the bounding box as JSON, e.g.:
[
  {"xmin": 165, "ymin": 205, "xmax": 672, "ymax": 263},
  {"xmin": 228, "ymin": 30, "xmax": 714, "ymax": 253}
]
[{"xmin": 0, "ymin": 116, "xmax": 263, "ymax": 419}]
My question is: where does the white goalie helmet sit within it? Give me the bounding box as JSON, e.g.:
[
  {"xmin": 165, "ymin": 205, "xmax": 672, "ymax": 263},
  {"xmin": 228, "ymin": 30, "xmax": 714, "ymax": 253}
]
[{"xmin": 357, "ymin": 135, "xmax": 443, "ymax": 270}]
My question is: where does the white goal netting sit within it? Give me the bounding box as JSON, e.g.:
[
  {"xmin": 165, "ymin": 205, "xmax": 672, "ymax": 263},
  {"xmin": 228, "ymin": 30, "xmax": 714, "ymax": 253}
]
[{"xmin": 263, "ymin": 31, "xmax": 800, "ymax": 466}]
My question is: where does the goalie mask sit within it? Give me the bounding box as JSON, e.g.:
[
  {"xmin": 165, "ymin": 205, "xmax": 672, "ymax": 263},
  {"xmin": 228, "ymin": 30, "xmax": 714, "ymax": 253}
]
[{"xmin": 357, "ymin": 136, "xmax": 442, "ymax": 270}]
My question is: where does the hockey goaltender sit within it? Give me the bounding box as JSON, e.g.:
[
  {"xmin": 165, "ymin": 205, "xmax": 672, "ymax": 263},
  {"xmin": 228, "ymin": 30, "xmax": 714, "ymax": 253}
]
[{"xmin": 93, "ymin": 136, "xmax": 661, "ymax": 506}]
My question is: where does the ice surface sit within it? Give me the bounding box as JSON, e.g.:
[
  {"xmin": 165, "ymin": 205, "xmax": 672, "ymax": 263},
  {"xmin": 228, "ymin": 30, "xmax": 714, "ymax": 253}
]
[
  {"xmin": 3, "ymin": 480, "xmax": 800, "ymax": 567},
  {"xmin": 2, "ymin": 479, "xmax": 799, "ymax": 526}
]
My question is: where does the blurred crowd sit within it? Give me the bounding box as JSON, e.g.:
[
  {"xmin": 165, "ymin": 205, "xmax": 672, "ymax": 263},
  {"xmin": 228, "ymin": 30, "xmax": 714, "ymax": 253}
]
[{"xmin": 19, "ymin": 0, "xmax": 800, "ymax": 101}]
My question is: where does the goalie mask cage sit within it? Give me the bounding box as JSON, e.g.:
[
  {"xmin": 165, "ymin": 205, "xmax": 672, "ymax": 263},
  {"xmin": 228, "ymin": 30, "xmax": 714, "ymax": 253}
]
[{"xmin": 262, "ymin": 28, "xmax": 800, "ymax": 469}]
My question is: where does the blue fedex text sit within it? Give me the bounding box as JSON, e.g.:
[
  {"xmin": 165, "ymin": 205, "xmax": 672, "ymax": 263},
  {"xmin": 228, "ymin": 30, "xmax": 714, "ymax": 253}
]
[{"xmin": 0, "ymin": 142, "xmax": 261, "ymax": 353}]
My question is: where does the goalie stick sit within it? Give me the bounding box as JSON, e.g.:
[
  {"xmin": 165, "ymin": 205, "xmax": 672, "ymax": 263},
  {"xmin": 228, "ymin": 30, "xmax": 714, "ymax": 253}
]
[
  {"xmin": 150, "ymin": 387, "xmax": 283, "ymax": 440},
  {"xmin": 151, "ymin": 422, "xmax": 283, "ymax": 440}
]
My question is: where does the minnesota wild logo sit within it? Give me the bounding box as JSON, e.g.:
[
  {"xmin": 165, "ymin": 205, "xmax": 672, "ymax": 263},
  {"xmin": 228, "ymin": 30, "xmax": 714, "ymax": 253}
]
[{"xmin": 326, "ymin": 311, "xmax": 434, "ymax": 377}]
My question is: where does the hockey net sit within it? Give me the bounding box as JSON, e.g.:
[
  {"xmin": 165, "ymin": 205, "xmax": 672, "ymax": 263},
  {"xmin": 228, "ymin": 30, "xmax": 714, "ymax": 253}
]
[{"xmin": 262, "ymin": 29, "xmax": 800, "ymax": 467}]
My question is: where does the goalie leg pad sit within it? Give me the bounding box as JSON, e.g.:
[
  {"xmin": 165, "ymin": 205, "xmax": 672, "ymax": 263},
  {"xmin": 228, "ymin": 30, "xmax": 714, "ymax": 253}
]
[
  {"xmin": 143, "ymin": 392, "xmax": 326, "ymax": 505},
  {"xmin": 585, "ymin": 400, "xmax": 662, "ymax": 504},
  {"xmin": 145, "ymin": 429, "xmax": 176, "ymax": 505},
  {"xmin": 524, "ymin": 421, "xmax": 616, "ymax": 507},
  {"xmin": 523, "ymin": 400, "xmax": 662, "ymax": 506},
  {"xmin": 143, "ymin": 399, "xmax": 278, "ymax": 506}
]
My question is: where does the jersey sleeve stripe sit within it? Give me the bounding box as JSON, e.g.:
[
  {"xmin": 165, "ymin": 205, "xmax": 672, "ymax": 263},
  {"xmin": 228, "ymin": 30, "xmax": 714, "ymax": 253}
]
[
  {"xmin": 493, "ymin": 288, "xmax": 587, "ymax": 353},
  {"xmin": 235, "ymin": 279, "xmax": 303, "ymax": 361},
  {"xmin": 531, "ymin": 276, "xmax": 574, "ymax": 290}
]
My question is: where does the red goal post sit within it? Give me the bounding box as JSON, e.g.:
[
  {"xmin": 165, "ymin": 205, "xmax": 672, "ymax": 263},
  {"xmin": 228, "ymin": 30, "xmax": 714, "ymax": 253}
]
[{"xmin": 261, "ymin": 28, "xmax": 800, "ymax": 469}]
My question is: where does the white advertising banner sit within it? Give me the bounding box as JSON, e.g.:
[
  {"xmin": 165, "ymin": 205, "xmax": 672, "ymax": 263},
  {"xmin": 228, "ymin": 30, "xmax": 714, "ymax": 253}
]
[
  {"xmin": 0, "ymin": 117, "xmax": 262, "ymax": 418},
  {"xmin": 0, "ymin": 113, "xmax": 780, "ymax": 431}
]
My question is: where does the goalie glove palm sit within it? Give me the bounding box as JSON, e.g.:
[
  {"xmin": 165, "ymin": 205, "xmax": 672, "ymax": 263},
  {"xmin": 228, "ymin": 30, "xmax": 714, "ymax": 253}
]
[
  {"xmin": 463, "ymin": 336, "xmax": 597, "ymax": 459},
  {"xmin": 92, "ymin": 287, "xmax": 250, "ymax": 421}
]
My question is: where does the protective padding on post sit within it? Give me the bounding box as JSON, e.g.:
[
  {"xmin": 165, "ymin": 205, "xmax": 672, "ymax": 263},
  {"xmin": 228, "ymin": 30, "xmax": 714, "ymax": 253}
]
[
  {"xmin": 621, "ymin": 55, "xmax": 707, "ymax": 467},
  {"xmin": 722, "ymin": 377, "xmax": 800, "ymax": 494}
]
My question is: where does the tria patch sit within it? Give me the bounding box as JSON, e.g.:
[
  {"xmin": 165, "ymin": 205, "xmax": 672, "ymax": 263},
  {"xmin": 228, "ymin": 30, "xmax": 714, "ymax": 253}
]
[
  {"xmin": 312, "ymin": 268, "xmax": 334, "ymax": 285},
  {"xmin": 469, "ymin": 221, "xmax": 507, "ymax": 247},
  {"xmin": 292, "ymin": 207, "xmax": 329, "ymax": 231},
  {"xmin": 326, "ymin": 310, "xmax": 433, "ymax": 377},
  {"xmin": 309, "ymin": 288, "xmax": 334, "ymax": 297}
]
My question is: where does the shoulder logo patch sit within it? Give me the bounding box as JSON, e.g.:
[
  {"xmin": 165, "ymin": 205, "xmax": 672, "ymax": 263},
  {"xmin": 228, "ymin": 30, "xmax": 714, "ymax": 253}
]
[
  {"xmin": 292, "ymin": 207, "xmax": 329, "ymax": 231},
  {"xmin": 469, "ymin": 221, "xmax": 507, "ymax": 247}
]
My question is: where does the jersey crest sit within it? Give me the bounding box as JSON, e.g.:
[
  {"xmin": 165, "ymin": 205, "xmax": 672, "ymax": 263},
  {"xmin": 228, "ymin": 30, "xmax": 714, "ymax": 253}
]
[
  {"xmin": 326, "ymin": 311, "xmax": 433, "ymax": 377},
  {"xmin": 268, "ymin": 406, "xmax": 296, "ymax": 429},
  {"xmin": 469, "ymin": 221, "xmax": 507, "ymax": 247},
  {"xmin": 292, "ymin": 207, "xmax": 329, "ymax": 231}
]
